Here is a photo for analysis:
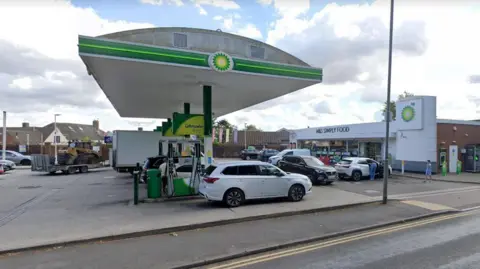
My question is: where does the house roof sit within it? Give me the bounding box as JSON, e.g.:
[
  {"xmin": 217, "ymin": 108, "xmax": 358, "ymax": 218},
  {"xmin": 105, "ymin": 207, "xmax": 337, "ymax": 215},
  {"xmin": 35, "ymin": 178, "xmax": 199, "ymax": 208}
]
[
  {"xmin": 6, "ymin": 127, "xmax": 45, "ymax": 145},
  {"xmin": 42, "ymin": 123, "xmax": 106, "ymax": 141}
]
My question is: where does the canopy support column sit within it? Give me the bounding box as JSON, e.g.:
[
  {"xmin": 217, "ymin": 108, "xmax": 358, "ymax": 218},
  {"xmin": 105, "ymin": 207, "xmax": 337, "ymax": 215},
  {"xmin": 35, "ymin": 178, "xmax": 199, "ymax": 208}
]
[
  {"xmin": 184, "ymin": 103, "xmax": 190, "ymax": 114},
  {"xmin": 203, "ymin": 85, "xmax": 213, "ymax": 166}
]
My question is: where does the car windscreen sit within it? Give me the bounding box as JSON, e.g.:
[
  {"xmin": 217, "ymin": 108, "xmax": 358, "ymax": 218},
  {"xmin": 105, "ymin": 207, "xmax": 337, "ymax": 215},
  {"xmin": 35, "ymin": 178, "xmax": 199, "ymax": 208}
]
[
  {"xmin": 277, "ymin": 150, "xmax": 290, "ymax": 156},
  {"xmin": 204, "ymin": 165, "xmax": 217, "ymax": 176},
  {"xmin": 338, "ymin": 160, "xmax": 353, "ymax": 165},
  {"xmin": 303, "ymin": 157, "xmax": 325, "ymax": 167}
]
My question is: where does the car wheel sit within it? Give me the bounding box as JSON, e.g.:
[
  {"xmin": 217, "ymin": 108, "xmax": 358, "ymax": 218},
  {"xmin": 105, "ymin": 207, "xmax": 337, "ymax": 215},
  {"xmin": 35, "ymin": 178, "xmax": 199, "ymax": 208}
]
[
  {"xmin": 80, "ymin": 166, "xmax": 88, "ymax": 173},
  {"xmin": 325, "ymin": 181, "xmax": 333, "ymax": 185},
  {"xmin": 352, "ymin": 171, "xmax": 362, "ymax": 181},
  {"xmin": 68, "ymin": 166, "xmax": 76, "ymax": 174},
  {"xmin": 288, "ymin": 184, "xmax": 305, "ymax": 202},
  {"xmin": 20, "ymin": 159, "xmax": 31, "ymax": 166},
  {"xmin": 223, "ymin": 188, "xmax": 245, "ymax": 207},
  {"xmin": 308, "ymin": 174, "xmax": 317, "ymax": 184}
]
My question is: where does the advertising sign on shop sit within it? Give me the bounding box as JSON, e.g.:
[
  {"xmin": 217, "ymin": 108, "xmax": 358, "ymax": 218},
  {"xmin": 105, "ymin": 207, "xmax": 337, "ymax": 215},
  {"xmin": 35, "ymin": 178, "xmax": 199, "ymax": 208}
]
[
  {"xmin": 316, "ymin": 126, "xmax": 350, "ymax": 134},
  {"xmin": 172, "ymin": 112, "xmax": 204, "ymax": 137},
  {"xmin": 162, "ymin": 121, "xmax": 174, "ymax": 137}
]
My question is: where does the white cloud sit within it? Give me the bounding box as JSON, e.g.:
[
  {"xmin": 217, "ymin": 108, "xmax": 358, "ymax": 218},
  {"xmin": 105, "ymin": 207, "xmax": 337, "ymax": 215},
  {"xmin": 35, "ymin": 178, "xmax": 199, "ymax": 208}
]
[
  {"xmin": 236, "ymin": 24, "xmax": 263, "ymax": 39},
  {"xmin": 0, "ymin": 0, "xmax": 159, "ymax": 131},
  {"xmin": 213, "ymin": 15, "xmax": 223, "ymax": 20},
  {"xmin": 191, "ymin": 0, "xmax": 240, "ymax": 10},
  {"xmin": 224, "ymin": 0, "xmax": 480, "ymax": 130},
  {"xmin": 140, "ymin": 0, "xmax": 184, "ymax": 6},
  {"xmin": 196, "ymin": 4, "xmax": 208, "ymax": 15}
]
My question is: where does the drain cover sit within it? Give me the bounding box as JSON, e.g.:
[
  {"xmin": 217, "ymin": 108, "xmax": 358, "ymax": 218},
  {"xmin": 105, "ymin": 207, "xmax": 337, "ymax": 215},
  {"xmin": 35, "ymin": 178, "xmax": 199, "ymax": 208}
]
[{"xmin": 18, "ymin": 186, "xmax": 42, "ymax": 189}]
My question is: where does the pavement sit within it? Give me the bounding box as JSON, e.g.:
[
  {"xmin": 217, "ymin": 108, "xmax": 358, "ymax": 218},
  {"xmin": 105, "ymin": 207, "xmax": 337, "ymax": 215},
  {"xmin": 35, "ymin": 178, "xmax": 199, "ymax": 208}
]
[
  {"xmin": 0, "ymin": 200, "xmax": 455, "ymax": 269},
  {"xmin": 2, "ymin": 161, "xmax": 480, "ymax": 261},
  {"xmin": 0, "ymin": 168, "xmax": 378, "ymax": 253},
  {"xmin": 216, "ymin": 205, "xmax": 480, "ymax": 269},
  {"xmin": 393, "ymin": 171, "xmax": 480, "ymax": 184}
]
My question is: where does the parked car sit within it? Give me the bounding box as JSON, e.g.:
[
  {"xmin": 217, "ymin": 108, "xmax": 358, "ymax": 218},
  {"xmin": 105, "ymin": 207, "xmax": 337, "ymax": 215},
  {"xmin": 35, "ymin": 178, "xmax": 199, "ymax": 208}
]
[
  {"xmin": 278, "ymin": 155, "xmax": 336, "ymax": 185},
  {"xmin": 141, "ymin": 155, "xmax": 167, "ymax": 182},
  {"xmin": 268, "ymin": 148, "xmax": 311, "ymax": 166},
  {"xmin": 199, "ymin": 161, "xmax": 312, "ymax": 207},
  {"xmin": 0, "ymin": 159, "xmax": 16, "ymax": 171},
  {"xmin": 0, "ymin": 150, "xmax": 31, "ymax": 165},
  {"xmin": 258, "ymin": 149, "xmax": 279, "ymax": 162},
  {"xmin": 240, "ymin": 148, "xmax": 260, "ymax": 160},
  {"xmin": 334, "ymin": 157, "xmax": 392, "ymax": 181}
]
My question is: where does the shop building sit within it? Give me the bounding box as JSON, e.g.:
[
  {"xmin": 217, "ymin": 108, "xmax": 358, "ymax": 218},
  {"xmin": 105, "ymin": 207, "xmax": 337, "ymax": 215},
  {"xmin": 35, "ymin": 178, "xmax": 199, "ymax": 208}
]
[{"xmin": 289, "ymin": 96, "xmax": 480, "ymax": 173}]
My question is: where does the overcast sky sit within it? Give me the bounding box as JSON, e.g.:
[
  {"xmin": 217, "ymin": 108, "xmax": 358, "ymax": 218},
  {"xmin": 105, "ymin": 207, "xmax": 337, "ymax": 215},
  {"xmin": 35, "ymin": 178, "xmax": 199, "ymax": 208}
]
[{"xmin": 0, "ymin": 0, "xmax": 479, "ymax": 131}]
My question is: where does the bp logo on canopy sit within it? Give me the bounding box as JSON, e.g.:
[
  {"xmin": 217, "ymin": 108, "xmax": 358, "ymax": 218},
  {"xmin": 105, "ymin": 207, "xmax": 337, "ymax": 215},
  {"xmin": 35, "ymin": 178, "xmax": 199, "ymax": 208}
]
[{"xmin": 209, "ymin": 52, "xmax": 233, "ymax": 73}]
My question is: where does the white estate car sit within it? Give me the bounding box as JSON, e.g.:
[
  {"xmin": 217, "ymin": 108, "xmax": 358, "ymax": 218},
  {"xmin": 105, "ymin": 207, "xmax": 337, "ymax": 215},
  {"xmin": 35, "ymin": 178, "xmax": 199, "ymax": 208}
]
[
  {"xmin": 268, "ymin": 149, "xmax": 311, "ymax": 166},
  {"xmin": 199, "ymin": 161, "xmax": 313, "ymax": 207},
  {"xmin": 334, "ymin": 157, "xmax": 392, "ymax": 181}
]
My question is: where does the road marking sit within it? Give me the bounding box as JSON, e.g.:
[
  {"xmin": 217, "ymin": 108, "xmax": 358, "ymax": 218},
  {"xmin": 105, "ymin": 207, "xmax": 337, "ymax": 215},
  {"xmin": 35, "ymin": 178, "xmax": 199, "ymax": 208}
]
[
  {"xmin": 386, "ymin": 186, "xmax": 480, "ymax": 200},
  {"xmin": 208, "ymin": 210, "xmax": 480, "ymax": 269},
  {"xmin": 401, "ymin": 200, "xmax": 456, "ymax": 211}
]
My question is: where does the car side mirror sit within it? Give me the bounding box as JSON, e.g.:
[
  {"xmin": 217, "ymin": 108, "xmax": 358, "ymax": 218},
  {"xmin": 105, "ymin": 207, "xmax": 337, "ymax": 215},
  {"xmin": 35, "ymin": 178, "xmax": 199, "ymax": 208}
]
[{"xmin": 274, "ymin": 171, "xmax": 284, "ymax": 177}]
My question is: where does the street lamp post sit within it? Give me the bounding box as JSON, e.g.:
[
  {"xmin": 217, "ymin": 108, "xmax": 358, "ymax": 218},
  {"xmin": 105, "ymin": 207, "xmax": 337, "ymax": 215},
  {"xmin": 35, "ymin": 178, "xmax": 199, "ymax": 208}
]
[
  {"xmin": 2, "ymin": 111, "xmax": 6, "ymax": 161},
  {"xmin": 244, "ymin": 123, "xmax": 247, "ymax": 150},
  {"xmin": 383, "ymin": 0, "xmax": 395, "ymax": 205},
  {"xmin": 54, "ymin": 113, "xmax": 61, "ymax": 165}
]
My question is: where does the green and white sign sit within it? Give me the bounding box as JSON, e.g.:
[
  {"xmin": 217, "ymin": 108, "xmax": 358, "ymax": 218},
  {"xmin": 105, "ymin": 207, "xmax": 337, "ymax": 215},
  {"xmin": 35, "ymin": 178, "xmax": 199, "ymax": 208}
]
[
  {"xmin": 208, "ymin": 51, "xmax": 233, "ymax": 73},
  {"xmin": 172, "ymin": 112, "xmax": 204, "ymax": 137},
  {"xmin": 401, "ymin": 105, "xmax": 415, "ymax": 122},
  {"xmin": 396, "ymin": 98, "xmax": 423, "ymax": 130}
]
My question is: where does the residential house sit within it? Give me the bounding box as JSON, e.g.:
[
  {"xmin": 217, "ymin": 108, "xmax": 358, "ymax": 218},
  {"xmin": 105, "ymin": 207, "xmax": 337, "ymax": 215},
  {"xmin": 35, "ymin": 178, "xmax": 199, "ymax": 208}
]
[
  {"xmin": 0, "ymin": 131, "xmax": 15, "ymax": 145},
  {"xmin": 5, "ymin": 120, "xmax": 106, "ymax": 146},
  {"xmin": 7, "ymin": 123, "xmax": 45, "ymax": 145},
  {"xmin": 41, "ymin": 120, "xmax": 106, "ymax": 145}
]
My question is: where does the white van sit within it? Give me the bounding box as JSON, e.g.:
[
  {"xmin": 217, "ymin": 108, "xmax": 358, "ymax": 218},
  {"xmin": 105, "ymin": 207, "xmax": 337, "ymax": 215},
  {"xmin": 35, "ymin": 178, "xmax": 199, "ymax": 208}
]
[{"xmin": 268, "ymin": 149, "xmax": 311, "ymax": 166}]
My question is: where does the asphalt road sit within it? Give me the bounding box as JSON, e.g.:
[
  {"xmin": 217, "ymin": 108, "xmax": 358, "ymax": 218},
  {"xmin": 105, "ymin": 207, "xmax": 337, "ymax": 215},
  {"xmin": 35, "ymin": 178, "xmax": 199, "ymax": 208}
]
[{"xmin": 210, "ymin": 209, "xmax": 480, "ymax": 269}]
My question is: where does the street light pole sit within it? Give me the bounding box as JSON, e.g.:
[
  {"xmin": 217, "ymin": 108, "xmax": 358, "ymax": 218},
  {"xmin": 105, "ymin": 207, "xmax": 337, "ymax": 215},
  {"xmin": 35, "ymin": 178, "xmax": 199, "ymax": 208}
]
[
  {"xmin": 244, "ymin": 123, "xmax": 247, "ymax": 149},
  {"xmin": 383, "ymin": 0, "xmax": 395, "ymax": 205},
  {"xmin": 54, "ymin": 113, "xmax": 61, "ymax": 165},
  {"xmin": 2, "ymin": 111, "xmax": 6, "ymax": 161}
]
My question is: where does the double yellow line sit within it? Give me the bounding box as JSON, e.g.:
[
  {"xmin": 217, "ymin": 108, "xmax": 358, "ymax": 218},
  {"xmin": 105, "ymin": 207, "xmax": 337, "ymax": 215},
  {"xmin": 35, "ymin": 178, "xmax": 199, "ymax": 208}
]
[{"xmin": 208, "ymin": 210, "xmax": 477, "ymax": 269}]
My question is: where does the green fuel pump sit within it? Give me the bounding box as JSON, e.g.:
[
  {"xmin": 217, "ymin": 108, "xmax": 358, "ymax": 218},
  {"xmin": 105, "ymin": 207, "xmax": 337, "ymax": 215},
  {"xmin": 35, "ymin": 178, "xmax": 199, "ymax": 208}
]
[{"xmin": 163, "ymin": 138, "xmax": 203, "ymax": 198}]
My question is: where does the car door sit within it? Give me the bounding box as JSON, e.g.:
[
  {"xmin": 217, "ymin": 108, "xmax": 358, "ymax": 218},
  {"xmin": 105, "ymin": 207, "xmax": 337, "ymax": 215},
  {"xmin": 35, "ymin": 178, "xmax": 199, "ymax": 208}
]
[
  {"xmin": 237, "ymin": 165, "xmax": 263, "ymax": 199},
  {"xmin": 295, "ymin": 157, "xmax": 310, "ymax": 176},
  {"xmin": 278, "ymin": 156, "xmax": 293, "ymax": 173},
  {"xmin": 258, "ymin": 165, "xmax": 288, "ymax": 197},
  {"xmin": 356, "ymin": 159, "xmax": 370, "ymax": 176}
]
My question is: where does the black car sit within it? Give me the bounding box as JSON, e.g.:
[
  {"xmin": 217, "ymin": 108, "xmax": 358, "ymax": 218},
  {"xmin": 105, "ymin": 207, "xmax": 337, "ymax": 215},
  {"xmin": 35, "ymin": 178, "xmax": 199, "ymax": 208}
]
[
  {"xmin": 141, "ymin": 155, "xmax": 167, "ymax": 182},
  {"xmin": 240, "ymin": 148, "xmax": 260, "ymax": 160},
  {"xmin": 277, "ymin": 155, "xmax": 337, "ymax": 185},
  {"xmin": 258, "ymin": 149, "xmax": 279, "ymax": 162}
]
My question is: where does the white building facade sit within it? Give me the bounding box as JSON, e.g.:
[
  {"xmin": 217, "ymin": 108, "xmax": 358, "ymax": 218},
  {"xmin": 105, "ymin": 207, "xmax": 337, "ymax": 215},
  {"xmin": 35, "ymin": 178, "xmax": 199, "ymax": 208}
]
[{"xmin": 290, "ymin": 96, "xmax": 437, "ymax": 173}]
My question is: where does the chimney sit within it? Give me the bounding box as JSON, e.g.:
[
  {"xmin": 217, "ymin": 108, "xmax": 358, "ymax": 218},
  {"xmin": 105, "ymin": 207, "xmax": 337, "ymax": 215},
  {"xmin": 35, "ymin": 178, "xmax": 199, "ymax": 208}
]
[
  {"xmin": 93, "ymin": 119, "xmax": 99, "ymax": 130},
  {"xmin": 138, "ymin": 127, "xmax": 143, "ymax": 131},
  {"xmin": 22, "ymin": 122, "xmax": 29, "ymax": 128}
]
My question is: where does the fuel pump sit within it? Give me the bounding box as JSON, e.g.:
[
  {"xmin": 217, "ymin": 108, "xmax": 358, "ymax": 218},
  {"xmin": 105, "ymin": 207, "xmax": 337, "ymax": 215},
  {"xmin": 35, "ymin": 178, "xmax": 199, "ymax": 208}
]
[{"xmin": 166, "ymin": 141, "xmax": 176, "ymax": 196}]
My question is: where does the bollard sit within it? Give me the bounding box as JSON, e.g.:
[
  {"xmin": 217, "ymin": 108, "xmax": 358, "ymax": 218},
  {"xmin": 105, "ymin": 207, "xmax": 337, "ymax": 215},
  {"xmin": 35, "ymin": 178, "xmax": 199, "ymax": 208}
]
[
  {"xmin": 442, "ymin": 161, "xmax": 447, "ymax": 176},
  {"xmin": 133, "ymin": 162, "xmax": 140, "ymax": 205}
]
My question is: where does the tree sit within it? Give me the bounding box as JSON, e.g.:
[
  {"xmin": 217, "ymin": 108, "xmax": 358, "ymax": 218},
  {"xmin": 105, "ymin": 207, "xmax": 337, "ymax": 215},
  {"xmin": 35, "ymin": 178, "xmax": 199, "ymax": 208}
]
[
  {"xmin": 382, "ymin": 91, "xmax": 415, "ymax": 121},
  {"xmin": 245, "ymin": 124, "xmax": 261, "ymax": 131},
  {"xmin": 214, "ymin": 119, "xmax": 233, "ymax": 129}
]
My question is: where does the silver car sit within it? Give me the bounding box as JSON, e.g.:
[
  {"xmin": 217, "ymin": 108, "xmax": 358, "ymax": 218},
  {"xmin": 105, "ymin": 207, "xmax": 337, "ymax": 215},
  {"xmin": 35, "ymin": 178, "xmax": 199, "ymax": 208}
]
[
  {"xmin": 0, "ymin": 150, "xmax": 31, "ymax": 165},
  {"xmin": 0, "ymin": 159, "xmax": 16, "ymax": 171}
]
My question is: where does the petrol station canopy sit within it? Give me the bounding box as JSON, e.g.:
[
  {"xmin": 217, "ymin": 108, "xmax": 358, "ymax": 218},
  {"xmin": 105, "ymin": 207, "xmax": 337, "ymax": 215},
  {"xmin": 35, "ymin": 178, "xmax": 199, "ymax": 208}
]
[{"xmin": 78, "ymin": 28, "xmax": 323, "ymax": 119}]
